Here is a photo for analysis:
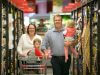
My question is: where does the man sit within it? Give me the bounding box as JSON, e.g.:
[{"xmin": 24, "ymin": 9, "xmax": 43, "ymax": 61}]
[
  {"xmin": 41, "ymin": 14, "xmax": 71, "ymax": 75},
  {"xmin": 37, "ymin": 19, "xmax": 48, "ymax": 32}
]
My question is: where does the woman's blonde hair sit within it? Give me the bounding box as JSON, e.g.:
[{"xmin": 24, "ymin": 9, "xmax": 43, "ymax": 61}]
[{"xmin": 66, "ymin": 19, "xmax": 75, "ymax": 27}]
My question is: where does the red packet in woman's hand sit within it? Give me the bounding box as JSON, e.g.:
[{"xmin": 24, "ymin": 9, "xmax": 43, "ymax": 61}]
[{"xmin": 35, "ymin": 48, "xmax": 42, "ymax": 59}]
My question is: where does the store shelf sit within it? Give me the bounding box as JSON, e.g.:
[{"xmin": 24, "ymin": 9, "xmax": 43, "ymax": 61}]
[
  {"xmin": 71, "ymin": 0, "xmax": 98, "ymax": 75},
  {"xmin": 0, "ymin": 1, "xmax": 24, "ymax": 74}
]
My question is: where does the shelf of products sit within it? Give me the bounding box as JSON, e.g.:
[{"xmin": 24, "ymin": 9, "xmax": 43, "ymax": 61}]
[
  {"xmin": 97, "ymin": 0, "xmax": 100, "ymax": 74},
  {"xmin": 71, "ymin": 0, "xmax": 98, "ymax": 75},
  {"xmin": 0, "ymin": 1, "xmax": 24, "ymax": 75}
]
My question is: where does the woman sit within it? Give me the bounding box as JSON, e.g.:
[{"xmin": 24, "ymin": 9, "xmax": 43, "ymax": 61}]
[{"xmin": 17, "ymin": 24, "xmax": 42, "ymax": 60}]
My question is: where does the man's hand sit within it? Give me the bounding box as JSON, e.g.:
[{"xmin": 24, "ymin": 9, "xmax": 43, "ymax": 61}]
[
  {"xmin": 44, "ymin": 50, "xmax": 49, "ymax": 59},
  {"xmin": 44, "ymin": 50, "xmax": 52, "ymax": 59}
]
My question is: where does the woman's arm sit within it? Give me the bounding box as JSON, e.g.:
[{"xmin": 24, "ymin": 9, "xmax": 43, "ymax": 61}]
[
  {"xmin": 17, "ymin": 34, "xmax": 29, "ymax": 57},
  {"xmin": 17, "ymin": 35, "xmax": 23, "ymax": 56}
]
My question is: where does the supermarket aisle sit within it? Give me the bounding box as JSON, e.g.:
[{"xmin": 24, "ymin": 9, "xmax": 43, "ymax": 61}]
[{"xmin": 0, "ymin": 0, "xmax": 99, "ymax": 75}]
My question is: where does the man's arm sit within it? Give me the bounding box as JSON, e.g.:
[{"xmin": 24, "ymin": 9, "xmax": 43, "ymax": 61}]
[
  {"xmin": 41, "ymin": 31, "xmax": 49, "ymax": 51},
  {"xmin": 41, "ymin": 31, "xmax": 50, "ymax": 59}
]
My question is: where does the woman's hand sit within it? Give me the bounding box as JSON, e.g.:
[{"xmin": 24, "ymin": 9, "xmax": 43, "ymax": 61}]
[{"xmin": 22, "ymin": 50, "xmax": 32, "ymax": 57}]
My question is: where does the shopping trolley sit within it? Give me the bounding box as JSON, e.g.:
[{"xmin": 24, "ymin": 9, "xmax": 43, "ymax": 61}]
[{"xmin": 18, "ymin": 51, "xmax": 47, "ymax": 75}]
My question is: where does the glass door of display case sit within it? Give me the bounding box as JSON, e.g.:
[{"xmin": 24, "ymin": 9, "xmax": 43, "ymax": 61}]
[
  {"xmin": 71, "ymin": 0, "xmax": 98, "ymax": 75},
  {"xmin": 97, "ymin": 0, "xmax": 100, "ymax": 74},
  {"xmin": 0, "ymin": 1, "xmax": 2, "ymax": 74},
  {"xmin": 0, "ymin": 1, "xmax": 24, "ymax": 74}
]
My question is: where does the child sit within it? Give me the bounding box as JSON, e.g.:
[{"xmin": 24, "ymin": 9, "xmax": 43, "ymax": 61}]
[
  {"xmin": 33, "ymin": 38, "xmax": 44, "ymax": 59},
  {"xmin": 63, "ymin": 19, "xmax": 78, "ymax": 62},
  {"xmin": 33, "ymin": 38, "xmax": 45, "ymax": 74},
  {"xmin": 34, "ymin": 38, "xmax": 52, "ymax": 60}
]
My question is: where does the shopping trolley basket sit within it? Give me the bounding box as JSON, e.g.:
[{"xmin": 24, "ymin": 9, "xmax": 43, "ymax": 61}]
[{"xmin": 19, "ymin": 55, "xmax": 47, "ymax": 75}]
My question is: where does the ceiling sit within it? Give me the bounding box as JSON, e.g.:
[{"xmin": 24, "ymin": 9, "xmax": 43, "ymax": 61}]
[
  {"xmin": 9, "ymin": 0, "xmax": 53, "ymax": 14},
  {"xmin": 9, "ymin": 0, "xmax": 80, "ymax": 14},
  {"xmin": 9, "ymin": 0, "xmax": 36, "ymax": 13}
]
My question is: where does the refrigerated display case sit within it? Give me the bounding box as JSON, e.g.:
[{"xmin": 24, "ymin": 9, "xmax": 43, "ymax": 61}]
[
  {"xmin": 0, "ymin": 1, "xmax": 24, "ymax": 75},
  {"xmin": 71, "ymin": 0, "xmax": 98, "ymax": 75}
]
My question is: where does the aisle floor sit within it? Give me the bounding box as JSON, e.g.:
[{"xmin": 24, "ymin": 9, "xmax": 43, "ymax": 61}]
[
  {"xmin": 23, "ymin": 67, "xmax": 72, "ymax": 75},
  {"xmin": 24, "ymin": 68, "xmax": 53, "ymax": 75}
]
